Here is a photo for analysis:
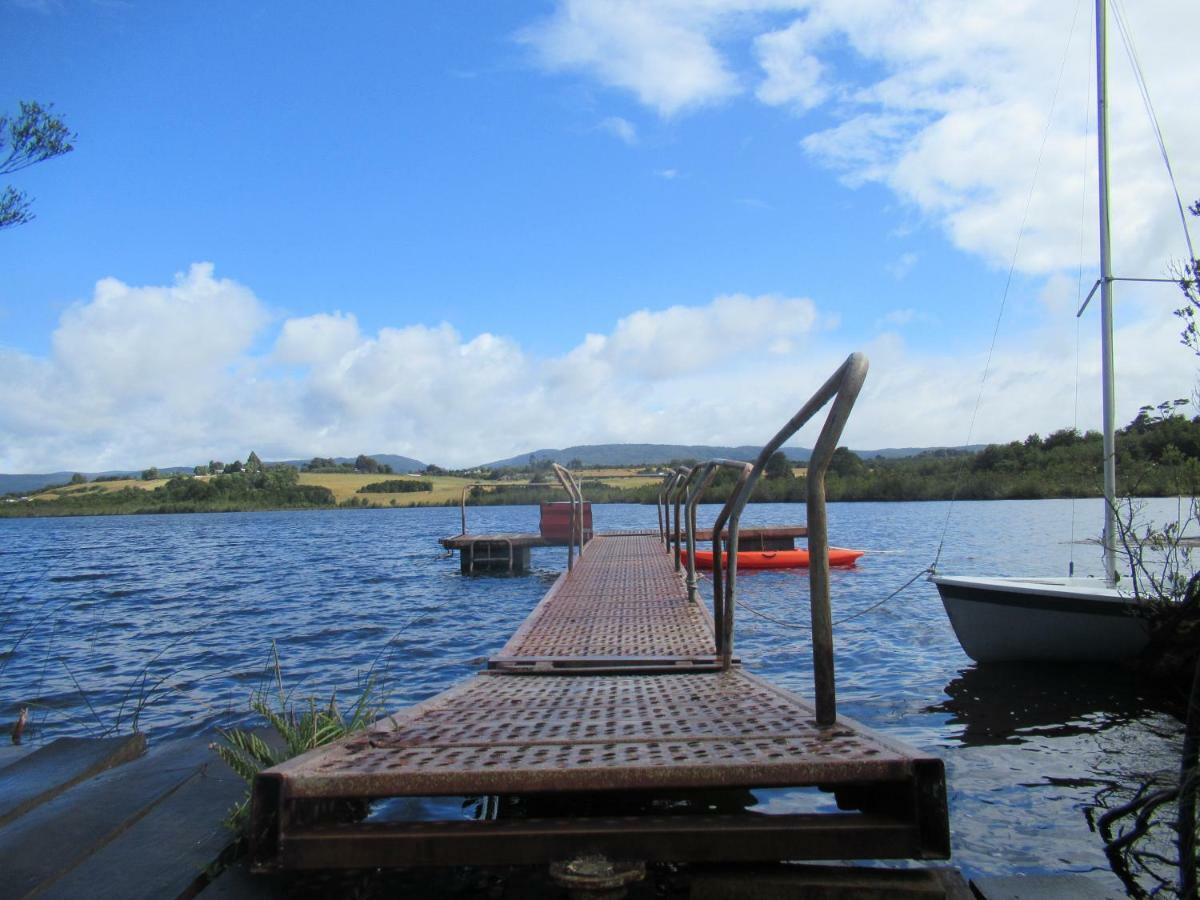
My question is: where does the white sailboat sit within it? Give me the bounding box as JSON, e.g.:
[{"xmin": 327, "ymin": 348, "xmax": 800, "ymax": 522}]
[{"xmin": 931, "ymin": 0, "xmax": 1152, "ymax": 663}]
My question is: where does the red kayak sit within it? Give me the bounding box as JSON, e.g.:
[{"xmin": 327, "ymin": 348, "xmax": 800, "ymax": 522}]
[{"xmin": 681, "ymin": 548, "xmax": 864, "ymax": 570}]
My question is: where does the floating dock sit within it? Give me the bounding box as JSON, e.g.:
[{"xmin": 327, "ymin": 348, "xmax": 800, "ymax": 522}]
[
  {"xmin": 250, "ymin": 355, "xmax": 952, "ymax": 881},
  {"xmin": 251, "ymin": 529, "xmax": 948, "ymax": 872}
]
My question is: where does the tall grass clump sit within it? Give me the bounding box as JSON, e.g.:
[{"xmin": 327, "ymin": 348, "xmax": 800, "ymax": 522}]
[{"xmin": 210, "ymin": 643, "xmax": 381, "ymax": 831}]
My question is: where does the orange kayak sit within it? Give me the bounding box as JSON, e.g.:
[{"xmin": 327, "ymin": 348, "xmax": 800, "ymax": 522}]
[{"xmin": 681, "ymin": 548, "xmax": 864, "ymax": 570}]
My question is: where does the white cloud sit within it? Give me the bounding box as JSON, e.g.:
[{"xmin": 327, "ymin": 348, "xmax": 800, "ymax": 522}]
[
  {"xmin": 274, "ymin": 311, "xmax": 362, "ymax": 366},
  {"xmin": 598, "ymin": 115, "xmax": 638, "ymax": 144},
  {"xmin": 518, "ymin": 0, "xmax": 757, "ymax": 116},
  {"xmin": 656, "ymin": 168, "xmax": 679, "ymax": 179},
  {"xmin": 521, "ymin": 1, "xmax": 1199, "ymax": 279},
  {"xmin": 2, "ymin": 266, "xmax": 1194, "ymax": 471},
  {"xmin": 753, "ymin": 14, "xmax": 828, "ymax": 111}
]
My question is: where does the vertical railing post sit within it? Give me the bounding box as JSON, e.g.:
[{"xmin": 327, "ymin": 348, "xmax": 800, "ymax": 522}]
[
  {"xmin": 659, "ymin": 473, "xmax": 678, "ymax": 548},
  {"xmin": 552, "ymin": 464, "xmax": 583, "ymax": 574},
  {"xmin": 691, "ymin": 461, "xmax": 751, "ymax": 664},
  {"xmin": 703, "ymin": 353, "xmax": 867, "ymax": 719},
  {"xmin": 671, "ymin": 467, "xmax": 691, "ymax": 573},
  {"xmin": 684, "ymin": 465, "xmax": 717, "ymax": 604}
]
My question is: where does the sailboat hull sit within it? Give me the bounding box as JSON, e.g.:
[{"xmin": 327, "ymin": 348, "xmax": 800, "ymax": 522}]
[{"xmin": 931, "ymin": 575, "xmax": 1150, "ymax": 662}]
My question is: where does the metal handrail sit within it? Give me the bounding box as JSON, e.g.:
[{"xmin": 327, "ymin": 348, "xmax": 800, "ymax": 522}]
[
  {"xmin": 682, "ymin": 459, "xmax": 751, "ymax": 623},
  {"xmin": 657, "ymin": 471, "xmax": 682, "ymax": 545},
  {"xmin": 724, "ymin": 352, "xmax": 869, "ymax": 724},
  {"xmin": 667, "ymin": 467, "xmax": 692, "ymax": 572},
  {"xmin": 702, "ymin": 462, "xmax": 754, "ymax": 666},
  {"xmin": 551, "ymin": 463, "xmax": 585, "ymax": 572}
]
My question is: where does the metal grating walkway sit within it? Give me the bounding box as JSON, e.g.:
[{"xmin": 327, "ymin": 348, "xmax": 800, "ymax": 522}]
[
  {"xmin": 493, "ymin": 534, "xmax": 716, "ymax": 665},
  {"xmin": 251, "ymin": 532, "xmax": 949, "ymax": 871}
]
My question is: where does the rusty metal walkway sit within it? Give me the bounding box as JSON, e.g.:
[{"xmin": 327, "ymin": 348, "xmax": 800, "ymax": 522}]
[
  {"xmin": 250, "ymin": 354, "xmax": 950, "ymax": 873},
  {"xmin": 490, "ymin": 532, "xmax": 719, "ymax": 670}
]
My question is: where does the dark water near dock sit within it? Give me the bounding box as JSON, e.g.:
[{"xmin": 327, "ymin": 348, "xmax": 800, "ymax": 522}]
[{"xmin": 0, "ymin": 499, "xmax": 1187, "ymax": 890}]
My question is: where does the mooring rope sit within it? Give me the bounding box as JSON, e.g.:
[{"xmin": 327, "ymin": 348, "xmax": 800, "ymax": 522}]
[{"xmin": 733, "ymin": 566, "xmax": 933, "ymax": 631}]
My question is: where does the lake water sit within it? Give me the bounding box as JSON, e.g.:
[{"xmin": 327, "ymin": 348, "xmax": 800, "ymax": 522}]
[{"xmin": 0, "ymin": 498, "xmax": 1189, "ymax": 891}]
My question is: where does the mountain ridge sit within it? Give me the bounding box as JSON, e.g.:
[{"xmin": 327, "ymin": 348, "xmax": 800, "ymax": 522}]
[
  {"xmin": 2, "ymin": 445, "xmax": 981, "ymax": 496},
  {"xmin": 477, "ymin": 442, "xmax": 981, "ymax": 469}
]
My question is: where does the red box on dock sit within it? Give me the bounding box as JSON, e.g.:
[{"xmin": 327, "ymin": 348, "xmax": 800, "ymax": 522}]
[{"xmin": 539, "ymin": 501, "xmax": 593, "ymax": 542}]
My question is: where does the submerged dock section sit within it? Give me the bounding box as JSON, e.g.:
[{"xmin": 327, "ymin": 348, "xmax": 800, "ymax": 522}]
[{"xmin": 251, "ymin": 353, "xmax": 950, "ymax": 878}]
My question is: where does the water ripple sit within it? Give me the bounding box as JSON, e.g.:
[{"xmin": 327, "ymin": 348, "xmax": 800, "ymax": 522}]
[{"xmin": 0, "ymin": 500, "xmax": 1185, "ymax": 890}]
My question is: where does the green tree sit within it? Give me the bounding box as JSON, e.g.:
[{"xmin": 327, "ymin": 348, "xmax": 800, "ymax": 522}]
[
  {"xmin": 246, "ymin": 451, "xmax": 263, "ymax": 473},
  {"xmin": 69, "ymin": 472, "xmax": 86, "ymax": 484},
  {"xmin": 1, "ymin": 101, "xmax": 76, "ymax": 230},
  {"xmin": 1174, "ymin": 198, "xmax": 1200, "ymax": 356},
  {"xmin": 141, "ymin": 467, "xmax": 159, "ymax": 481},
  {"xmin": 354, "ymin": 454, "xmax": 382, "ymax": 473},
  {"xmin": 764, "ymin": 450, "xmax": 794, "ymax": 479},
  {"xmin": 828, "ymin": 447, "xmax": 866, "ymax": 478}
]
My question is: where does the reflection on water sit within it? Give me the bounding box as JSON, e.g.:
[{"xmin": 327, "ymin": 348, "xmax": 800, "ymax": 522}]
[
  {"xmin": 931, "ymin": 663, "xmax": 1152, "ymax": 747},
  {"xmin": 0, "ymin": 499, "xmax": 1189, "ymax": 892}
]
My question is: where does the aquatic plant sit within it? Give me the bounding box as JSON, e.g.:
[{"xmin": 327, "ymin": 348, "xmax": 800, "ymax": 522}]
[{"xmin": 210, "ymin": 643, "xmax": 381, "ymax": 831}]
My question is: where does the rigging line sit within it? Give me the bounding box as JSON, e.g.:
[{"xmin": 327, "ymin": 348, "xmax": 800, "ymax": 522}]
[
  {"xmin": 1110, "ymin": 0, "xmax": 1196, "ymax": 263},
  {"xmin": 932, "ymin": 0, "xmax": 1086, "ymax": 573},
  {"xmin": 735, "ymin": 566, "xmax": 932, "ymax": 631}
]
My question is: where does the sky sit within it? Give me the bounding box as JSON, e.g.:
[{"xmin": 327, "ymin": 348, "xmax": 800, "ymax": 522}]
[{"xmin": 1, "ymin": 0, "xmax": 1198, "ymax": 472}]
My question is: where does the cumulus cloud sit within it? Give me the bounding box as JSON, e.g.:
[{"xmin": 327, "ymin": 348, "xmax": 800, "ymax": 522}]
[
  {"xmin": 517, "ymin": 0, "xmax": 753, "ymax": 116},
  {"xmin": 1, "ymin": 266, "xmax": 1195, "ymax": 472},
  {"xmin": 520, "ymin": 1, "xmax": 1199, "ymax": 278}
]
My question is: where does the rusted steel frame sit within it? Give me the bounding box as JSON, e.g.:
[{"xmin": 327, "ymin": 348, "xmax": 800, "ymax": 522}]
[
  {"xmin": 261, "ymin": 812, "xmax": 923, "ymax": 870},
  {"xmin": 668, "ymin": 467, "xmax": 693, "ymax": 572},
  {"xmin": 551, "ymin": 464, "xmax": 584, "ymax": 572},
  {"xmin": 729, "ymin": 352, "xmax": 869, "ymax": 725},
  {"xmin": 702, "ymin": 463, "xmax": 754, "ymax": 667}
]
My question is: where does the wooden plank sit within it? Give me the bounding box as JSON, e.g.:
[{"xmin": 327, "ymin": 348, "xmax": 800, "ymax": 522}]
[
  {"xmin": 971, "ymin": 874, "xmax": 1123, "ymax": 900},
  {"xmin": 0, "ymin": 735, "xmax": 225, "ymax": 898},
  {"xmin": 0, "ymin": 734, "xmax": 146, "ymax": 827},
  {"xmin": 40, "ymin": 754, "xmax": 244, "ymax": 900},
  {"xmin": 0, "ymin": 743, "xmax": 38, "ymax": 769}
]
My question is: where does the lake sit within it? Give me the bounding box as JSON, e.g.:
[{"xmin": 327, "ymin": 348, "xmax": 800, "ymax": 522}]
[{"xmin": 0, "ymin": 498, "xmax": 1189, "ymax": 891}]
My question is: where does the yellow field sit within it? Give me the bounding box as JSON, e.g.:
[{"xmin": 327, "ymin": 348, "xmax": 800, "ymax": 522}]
[
  {"xmin": 33, "ymin": 478, "xmax": 168, "ymax": 501},
  {"xmin": 298, "ymin": 472, "xmax": 472, "ymax": 506},
  {"xmin": 26, "ymin": 466, "xmax": 676, "ymax": 508}
]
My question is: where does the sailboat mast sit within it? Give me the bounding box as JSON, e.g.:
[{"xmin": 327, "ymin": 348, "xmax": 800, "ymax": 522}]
[{"xmin": 1095, "ymin": 0, "xmax": 1118, "ymax": 585}]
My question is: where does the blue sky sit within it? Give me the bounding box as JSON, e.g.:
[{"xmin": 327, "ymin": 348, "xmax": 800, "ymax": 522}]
[{"xmin": 1, "ymin": 0, "xmax": 1197, "ymax": 470}]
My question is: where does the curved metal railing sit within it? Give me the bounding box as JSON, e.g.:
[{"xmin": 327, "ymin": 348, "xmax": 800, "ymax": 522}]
[
  {"xmin": 664, "ymin": 352, "xmax": 868, "ymax": 724},
  {"xmin": 551, "ymin": 463, "xmax": 585, "ymax": 572}
]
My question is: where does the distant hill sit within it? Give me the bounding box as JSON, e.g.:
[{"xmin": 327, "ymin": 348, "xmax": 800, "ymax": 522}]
[
  {"xmin": 0, "ymin": 453, "xmax": 426, "ymax": 496},
  {"xmin": 0, "ymin": 468, "xmax": 194, "ymax": 496},
  {"xmin": 478, "ymin": 443, "xmax": 982, "ymax": 469}
]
